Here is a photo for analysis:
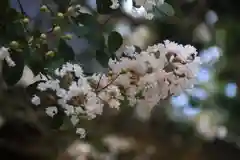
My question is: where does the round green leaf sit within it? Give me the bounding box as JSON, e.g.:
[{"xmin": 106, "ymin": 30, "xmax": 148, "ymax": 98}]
[
  {"xmin": 2, "ymin": 50, "xmax": 24, "ymax": 86},
  {"xmin": 107, "ymin": 31, "xmax": 123, "ymax": 53},
  {"xmin": 152, "ymin": 2, "xmax": 175, "ymax": 18}
]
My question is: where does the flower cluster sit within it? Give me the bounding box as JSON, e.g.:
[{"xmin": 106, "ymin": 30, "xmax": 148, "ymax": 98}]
[
  {"xmin": 109, "ymin": 40, "xmax": 201, "ymax": 109},
  {"xmin": 31, "ymin": 40, "xmax": 201, "ymax": 137},
  {"xmin": 111, "ymin": 0, "xmax": 165, "ymax": 20}
]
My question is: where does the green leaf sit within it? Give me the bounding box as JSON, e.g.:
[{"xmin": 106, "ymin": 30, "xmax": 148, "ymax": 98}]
[
  {"xmin": 95, "ymin": 50, "xmax": 110, "ymax": 68},
  {"xmin": 73, "ymin": 13, "xmax": 106, "ymax": 50},
  {"xmin": 108, "ymin": 31, "xmax": 123, "ymax": 53},
  {"xmin": 58, "ymin": 39, "xmax": 75, "ymax": 61},
  {"xmin": 71, "ymin": 24, "xmax": 89, "ymax": 37},
  {"xmin": 73, "ymin": 13, "xmax": 98, "ymax": 28},
  {"xmin": 2, "ymin": 49, "xmax": 24, "ymax": 86},
  {"xmin": 45, "ymin": 58, "xmax": 65, "ymax": 76},
  {"xmin": 88, "ymin": 32, "xmax": 106, "ymax": 50},
  {"xmin": 152, "ymin": 2, "xmax": 175, "ymax": 19}
]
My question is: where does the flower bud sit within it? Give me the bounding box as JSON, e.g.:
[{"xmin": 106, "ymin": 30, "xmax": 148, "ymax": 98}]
[
  {"xmin": 40, "ymin": 5, "xmax": 49, "ymax": 12},
  {"xmin": 108, "ymin": 71, "xmax": 113, "ymax": 77},
  {"xmin": 45, "ymin": 51, "xmax": 55, "ymax": 57},
  {"xmin": 61, "ymin": 34, "xmax": 73, "ymax": 40},
  {"xmin": 120, "ymin": 69, "xmax": 128, "ymax": 74},
  {"xmin": 53, "ymin": 26, "xmax": 61, "ymax": 35},
  {"xmin": 40, "ymin": 33, "xmax": 47, "ymax": 39},
  {"xmin": 10, "ymin": 41, "xmax": 19, "ymax": 49},
  {"xmin": 67, "ymin": 6, "xmax": 75, "ymax": 14},
  {"xmin": 75, "ymin": 4, "xmax": 81, "ymax": 10},
  {"xmin": 22, "ymin": 17, "xmax": 29, "ymax": 24},
  {"xmin": 57, "ymin": 12, "xmax": 64, "ymax": 19}
]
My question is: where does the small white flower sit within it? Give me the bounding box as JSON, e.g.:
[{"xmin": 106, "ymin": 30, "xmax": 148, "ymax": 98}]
[
  {"xmin": 67, "ymin": 141, "xmax": 92, "ymax": 157},
  {"xmin": 0, "ymin": 47, "xmax": 15, "ymax": 67},
  {"xmin": 75, "ymin": 106, "xmax": 84, "ymax": 114},
  {"xmin": 31, "ymin": 95, "xmax": 41, "ymax": 105},
  {"xmin": 131, "ymin": 6, "xmax": 147, "ymax": 18},
  {"xmin": 37, "ymin": 82, "xmax": 48, "ymax": 91},
  {"xmin": 57, "ymin": 98, "xmax": 67, "ymax": 106},
  {"xmin": 45, "ymin": 106, "xmax": 58, "ymax": 117},
  {"xmin": 56, "ymin": 88, "xmax": 67, "ymax": 98},
  {"xmin": 121, "ymin": 0, "xmax": 159, "ymax": 19},
  {"xmin": 73, "ymin": 64, "xmax": 84, "ymax": 78},
  {"xmin": 110, "ymin": 0, "xmax": 120, "ymax": 9},
  {"xmin": 121, "ymin": 0, "xmax": 147, "ymax": 18},
  {"xmin": 76, "ymin": 128, "xmax": 86, "ymax": 138},
  {"xmin": 135, "ymin": 0, "xmax": 160, "ymax": 10},
  {"xmin": 144, "ymin": 12, "xmax": 154, "ymax": 20},
  {"xmin": 0, "ymin": 47, "xmax": 9, "ymax": 60},
  {"xmin": 108, "ymin": 99, "xmax": 121, "ymax": 109},
  {"xmin": 64, "ymin": 104, "xmax": 75, "ymax": 116},
  {"xmin": 89, "ymin": 73, "xmax": 108, "ymax": 89},
  {"xmin": 216, "ymin": 126, "xmax": 228, "ymax": 139},
  {"xmin": 102, "ymin": 135, "xmax": 134, "ymax": 152},
  {"xmin": 4, "ymin": 56, "xmax": 16, "ymax": 67},
  {"xmin": 37, "ymin": 80, "xmax": 60, "ymax": 91},
  {"xmin": 123, "ymin": 45, "xmax": 136, "ymax": 56},
  {"xmin": 70, "ymin": 115, "xmax": 80, "ymax": 126}
]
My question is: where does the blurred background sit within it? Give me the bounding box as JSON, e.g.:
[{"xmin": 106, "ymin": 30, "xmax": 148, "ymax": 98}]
[{"xmin": 2, "ymin": 0, "xmax": 240, "ymax": 159}]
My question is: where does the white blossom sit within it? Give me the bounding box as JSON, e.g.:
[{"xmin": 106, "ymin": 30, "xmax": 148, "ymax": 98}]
[
  {"xmin": 123, "ymin": 45, "xmax": 136, "ymax": 56},
  {"xmin": 71, "ymin": 115, "xmax": 80, "ymax": 126},
  {"xmin": 45, "ymin": 106, "xmax": 58, "ymax": 117},
  {"xmin": 216, "ymin": 126, "xmax": 228, "ymax": 139},
  {"xmin": 31, "ymin": 95, "xmax": 41, "ymax": 106},
  {"xmin": 67, "ymin": 141, "xmax": 92, "ymax": 158},
  {"xmin": 110, "ymin": 0, "xmax": 120, "ymax": 9},
  {"xmin": 0, "ymin": 47, "xmax": 15, "ymax": 67},
  {"xmin": 64, "ymin": 104, "xmax": 75, "ymax": 116},
  {"xmin": 121, "ymin": 0, "xmax": 164, "ymax": 20},
  {"xmin": 102, "ymin": 135, "xmax": 134, "ymax": 152},
  {"xmin": 54, "ymin": 62, "xmax": 84, "ymax": 78},
  {"xmin": 32, "ymin": 40, "xmax": 201, "ymax": 138},
  {"xmin": 56, "ymin": 88, "xmax": 67, "ymax": 98},
  {"xmin": 76, "ymin": 128, "xmax": 86, "ymax": 138},
  {"xmin": 37, "ymin": 80, "xmax": 60, "ymax": 91}
]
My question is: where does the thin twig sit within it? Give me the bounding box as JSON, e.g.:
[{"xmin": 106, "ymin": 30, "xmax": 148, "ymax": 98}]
[
  {"xmin": 16, "ymin": 0, "xmax": 31, "ymax": 34},
  {"xmin": 17, "ymin": 0, "xmax": 26, "ymax": 15},
  {"xmin": 95, "ymin": 73, "xmax": 104, "ymax": 91},
  {"xmin": 96, "ymin": 73, "xmax": 121, "ymax": 93}
]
